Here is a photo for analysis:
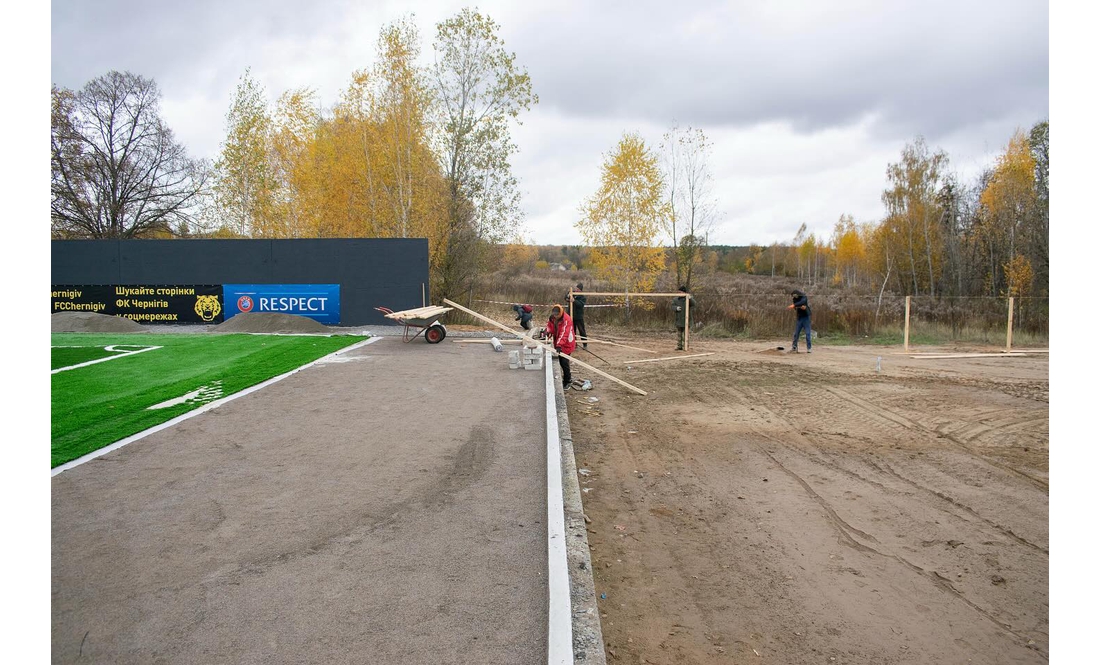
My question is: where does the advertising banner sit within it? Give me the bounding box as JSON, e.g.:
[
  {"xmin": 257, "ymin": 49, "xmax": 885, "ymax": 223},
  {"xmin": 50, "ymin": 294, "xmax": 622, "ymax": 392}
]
[
  {"xmin": 51, "ymin": 285, "xmax": 224, "ymax": 324},
  {"xmin": 222, "ymin": 284, "xmax": 341, "ymax": 325}
]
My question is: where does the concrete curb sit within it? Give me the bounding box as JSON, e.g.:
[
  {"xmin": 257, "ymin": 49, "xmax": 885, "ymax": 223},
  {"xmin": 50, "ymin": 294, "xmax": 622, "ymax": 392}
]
[{"xmin": 552, "ymin": 362, "xmax": 608, "ymax": 665}]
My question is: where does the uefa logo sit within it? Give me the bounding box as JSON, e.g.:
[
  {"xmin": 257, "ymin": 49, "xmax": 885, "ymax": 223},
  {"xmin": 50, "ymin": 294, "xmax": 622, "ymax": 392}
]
[{"xmin": 238, "ymin": 295, "xmax": 254, "ymax": 312}]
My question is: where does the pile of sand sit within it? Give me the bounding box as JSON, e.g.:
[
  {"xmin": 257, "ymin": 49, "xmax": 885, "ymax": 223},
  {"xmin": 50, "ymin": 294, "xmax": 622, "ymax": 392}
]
[
  {"xmin": 757, "ymin": 346, "xmax": 788, "ymax": 356},
  {"xmin": 213, "ymin": 312, "xmax": 330, "ymax": 334},
  {"xmin": 52, "ymin": 312, "xmax": 146, "ymax": 333}
]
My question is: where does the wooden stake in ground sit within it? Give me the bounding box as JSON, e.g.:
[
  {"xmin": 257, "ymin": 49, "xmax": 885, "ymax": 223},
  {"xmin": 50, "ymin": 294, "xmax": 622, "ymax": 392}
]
[
  {"xmin": 622, "ymin": 352, "xmax": 715, "ymax": 364},
  {"xmin": 684, "ymin": 294, "xmax": 691, "ymax": 352},
  {"xmin": 441, "ymin": 299, "xmax": 648, "ymax": 396},
  {"xmin": 904, "ymin": 295, "xmax": 911, "ymax": 353},
  {"xmin": 1006, "ymin": 296, "xmax": 1015, "ymax": 352}
]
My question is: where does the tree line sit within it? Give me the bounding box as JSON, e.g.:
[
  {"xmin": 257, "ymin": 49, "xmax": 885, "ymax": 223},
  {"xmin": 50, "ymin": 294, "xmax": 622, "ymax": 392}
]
[
  {"xmin": 738, "ymin": 124, "xmax": 1049, "ymax": 300},
  {"xmin": 51, "ymin": 8, "xmax": 535, "ymax": 301},
  {"xmin": 569, "ymin": 119, "xmax": 1048, "ymax": 305}
]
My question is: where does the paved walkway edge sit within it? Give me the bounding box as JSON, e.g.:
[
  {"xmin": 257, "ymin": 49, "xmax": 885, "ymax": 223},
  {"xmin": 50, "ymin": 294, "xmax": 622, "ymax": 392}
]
[
  {"xmin": 552, "ymin": 353, "xmax": 608, "ymax": 665},
  {"xmin": 546, "ymin": 349, "xmax": 574, "ymax": 664}
]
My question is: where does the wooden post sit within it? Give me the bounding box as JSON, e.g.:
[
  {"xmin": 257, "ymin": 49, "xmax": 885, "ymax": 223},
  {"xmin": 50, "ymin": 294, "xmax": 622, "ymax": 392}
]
[
  {"xmin": 903, "ymin": 295, "xmax": 911, "ymax": 353},
  {"xmin": 683, "ymin": 294, "xmax": 691, "ymax": 352},
  {"xmin": 442, "ymin": 298, "xmax": 647, "ymax": 396},
  {"xmin": 1006, "ymin": 296, "xmax": 1015, "ymax": 352},
  {"xmin": 568, "ymin": 287, "xmax": 574, "ymax": 320}
]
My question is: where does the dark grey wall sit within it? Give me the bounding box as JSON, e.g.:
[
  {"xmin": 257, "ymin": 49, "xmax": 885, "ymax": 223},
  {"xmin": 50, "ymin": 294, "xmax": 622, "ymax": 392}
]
[{"xmin": 52, "ymin": 239, "xmax": 430, "ymax": 326}]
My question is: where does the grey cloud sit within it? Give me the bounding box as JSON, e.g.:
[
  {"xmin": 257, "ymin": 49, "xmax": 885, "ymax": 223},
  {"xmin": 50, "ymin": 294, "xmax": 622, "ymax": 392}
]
[
  {"xmin": 51, "ymin": 0, "xmax": 356, "ymax": 96},
  {"xmin": 508, "ymin": 0, "xmax": 1047, "ymax": 141}
]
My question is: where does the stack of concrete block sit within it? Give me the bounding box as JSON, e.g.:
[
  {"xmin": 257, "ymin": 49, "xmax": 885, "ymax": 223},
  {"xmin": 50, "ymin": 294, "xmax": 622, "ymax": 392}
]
[{"xmin": 522, "ymin": 345, "xmax": 544, "ymax": 370}]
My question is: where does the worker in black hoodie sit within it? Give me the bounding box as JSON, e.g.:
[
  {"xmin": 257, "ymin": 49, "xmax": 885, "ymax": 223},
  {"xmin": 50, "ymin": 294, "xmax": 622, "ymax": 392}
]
[
  {"xmin": 569, "ymin": 283, "xmax": 588, "ymax": 349},
  {"xmin": 513, "ymin": 303, "xmax": 534, "ymax": 331},
  {"xmin": 787, "ymin": 289, "xmax": 812, "ymax": 353}
]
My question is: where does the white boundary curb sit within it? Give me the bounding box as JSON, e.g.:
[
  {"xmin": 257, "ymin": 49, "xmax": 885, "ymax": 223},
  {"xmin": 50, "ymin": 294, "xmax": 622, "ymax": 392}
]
[
  {"xmin": 545, "ymin": 347, "xmax": 574, "ymax": 664},
  {"xmin": 51, "ymin": 336, "xmax": 382, "ymax": 477}
]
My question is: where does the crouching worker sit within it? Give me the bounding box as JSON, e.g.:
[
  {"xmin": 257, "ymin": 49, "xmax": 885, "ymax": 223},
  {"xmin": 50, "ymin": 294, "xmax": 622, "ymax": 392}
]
[
  {"xmin": 513, "ymin": 303, "xmax": 534, "ymax": 330},
  {"xmin": 546, "ymin": 304, "xmax": 577, "ymax": 390}
]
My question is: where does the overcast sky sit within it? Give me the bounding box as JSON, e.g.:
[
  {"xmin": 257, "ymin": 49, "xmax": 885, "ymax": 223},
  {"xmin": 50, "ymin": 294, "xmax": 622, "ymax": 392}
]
[{"xmin": 50, "ymin": 0, "xmax": 1048, "ymax": 247}]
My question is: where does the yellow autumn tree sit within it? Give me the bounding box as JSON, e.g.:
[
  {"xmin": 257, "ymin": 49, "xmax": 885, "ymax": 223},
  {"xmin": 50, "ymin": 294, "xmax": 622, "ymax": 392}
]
[
  {"xmin": 1003, "ymin": 254, "xmax": 1034, "ymax": 298},
  {"xmin": 576, "ymin": 132, "xmax": 668, "ymax": 307},
  {"xmin": 500, "ymin": 237, "xmax": 539, "ymax": 275},
  {"xmin": 269, "ymin": 87, "xmax": 320, "ymax": 237},
  {"xmin": 261, "ymin": 18, "xmax": 449, "ymax": 288},
  {"xmin": 977, "ymin": 130, "xmax": 1037, "ymax": 296},
  {"xmin": 831, "ymin": 214, "xmax": 866, "ymax": 287},
  {"xmin": 213, "ymin": 69, "xmax": 279, "ymax": 237},
  {"xmin": 881, "ymin": 137, "xmax": 948, "ymax": 296}
]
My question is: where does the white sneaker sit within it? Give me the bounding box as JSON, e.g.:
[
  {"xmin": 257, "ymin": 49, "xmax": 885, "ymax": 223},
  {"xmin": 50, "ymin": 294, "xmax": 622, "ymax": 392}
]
[{"xmin": 807, "ymin": 349, "xmax": 812, "ymax": 354}]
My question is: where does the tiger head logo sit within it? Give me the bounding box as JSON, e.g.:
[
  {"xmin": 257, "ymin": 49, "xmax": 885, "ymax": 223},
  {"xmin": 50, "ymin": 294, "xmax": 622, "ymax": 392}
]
[{"xmin": 194, "ymin": 295, "xmax": 222, "ymax": 322}]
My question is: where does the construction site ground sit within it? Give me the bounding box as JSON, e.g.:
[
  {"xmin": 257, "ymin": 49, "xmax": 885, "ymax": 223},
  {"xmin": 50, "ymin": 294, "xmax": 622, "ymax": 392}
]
[
  {"xmin": 566, "ymin": 334, "xmax": 1048, "ymax": 664},
  {"xmin": 52, "ymin": 336, "xmax": 551, "ymax": 664}
]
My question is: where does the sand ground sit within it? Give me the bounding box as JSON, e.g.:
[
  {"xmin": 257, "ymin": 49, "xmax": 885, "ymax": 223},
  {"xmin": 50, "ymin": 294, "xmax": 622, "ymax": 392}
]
[{"xmin": 566, "ymin": 334, "xmax": 1048, "ymax": 664}]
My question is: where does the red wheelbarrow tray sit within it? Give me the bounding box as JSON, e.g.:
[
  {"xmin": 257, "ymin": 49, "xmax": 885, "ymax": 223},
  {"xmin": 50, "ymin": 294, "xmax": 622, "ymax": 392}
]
[{"xmin": 374, "ymin": 305, "xmax": 453, "ymax": 343}]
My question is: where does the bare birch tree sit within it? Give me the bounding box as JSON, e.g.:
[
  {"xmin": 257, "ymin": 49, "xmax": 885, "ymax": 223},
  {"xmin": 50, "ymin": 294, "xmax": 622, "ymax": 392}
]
[{"xmin": 660, "ymin": 124, "xmax": 718, "ymax": 290}]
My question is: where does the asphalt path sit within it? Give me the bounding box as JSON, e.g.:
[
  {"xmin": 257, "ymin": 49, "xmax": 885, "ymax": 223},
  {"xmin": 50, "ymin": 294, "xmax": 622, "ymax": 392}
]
[{"xmin": 52, "ymin": 337, "xmax": 549, "ymax": 664}]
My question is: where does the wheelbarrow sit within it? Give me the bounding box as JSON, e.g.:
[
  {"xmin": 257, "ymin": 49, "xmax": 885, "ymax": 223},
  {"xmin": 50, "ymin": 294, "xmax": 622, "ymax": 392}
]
[{"xmin": 375, "ymin": 305, "xmax": 453, "ymax": 343}]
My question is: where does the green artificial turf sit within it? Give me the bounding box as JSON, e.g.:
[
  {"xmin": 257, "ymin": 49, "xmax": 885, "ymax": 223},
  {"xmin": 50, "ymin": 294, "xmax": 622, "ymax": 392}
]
[
  {"xmin": 51, "ymin": 333, "xmax": 367, "ymax": 468},
  {"xmin": 52, "ymin": 343, "xmax": 159, "ymax": 369}
]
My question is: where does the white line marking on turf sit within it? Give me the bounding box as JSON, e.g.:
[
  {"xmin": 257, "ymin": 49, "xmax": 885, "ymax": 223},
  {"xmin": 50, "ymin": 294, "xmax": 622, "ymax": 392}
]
[
  {"xmin": 545, "ymin": 347, "xmax": 573, "ymax": 664},
  {"xmin": 51, "ymin": 336, "xmax": 381, "ymax": 477},
  {"xmin": 51, "ymin": 345, "xmax": 162, "ymax": 374},
  {"xmin": 146, "ymin": 381, "xmax": 224, "ymax": 410}
]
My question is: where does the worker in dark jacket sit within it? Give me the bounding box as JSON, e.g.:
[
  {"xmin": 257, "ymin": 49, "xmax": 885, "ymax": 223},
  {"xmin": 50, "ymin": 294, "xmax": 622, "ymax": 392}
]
[
  {"xmin": 787, "ymin": 289, "xmax": 812, "ymax": 353},
  {"xmin": 545, "ymin": 304, "xmax": 577, "ymax": 389},
  {"xmin": 569, "ymin": 283, "xmax": 588, "ymax": 349},
  {"xmin": 512, "ymin": 303, "xmax": 534, "ymax": 331},
  {"xmin": 672, "ymin": 286, "xmax": 695, "ymax": 350}
]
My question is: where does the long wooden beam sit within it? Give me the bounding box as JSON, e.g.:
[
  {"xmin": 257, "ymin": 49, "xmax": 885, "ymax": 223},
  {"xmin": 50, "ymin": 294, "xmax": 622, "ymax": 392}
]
[
  {"xmin": 909, "ymin": 353, "xmax": 1032, "ymax": 359},
  {"xmin": 579, "ymin": 292, "xmax": 688, "ymax": 297},
  {"xmin": 622, "ymin": 352, "xmax": 715, "ymax": 364},
  {"xmin": 442, "ymin": 299, "xmax": 648, "ymax": 396},
  {"xmin": 580, "ymin": 338, "xmax": 658, "ymax": 354}
]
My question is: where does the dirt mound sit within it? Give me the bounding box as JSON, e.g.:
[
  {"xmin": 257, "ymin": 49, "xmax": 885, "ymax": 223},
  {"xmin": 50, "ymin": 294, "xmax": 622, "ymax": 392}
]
[
  {"xmin": 757, "ymin": 346, "xmax": 787, "ymax": 355},
  {"xmin": 52, "ymin": 312, "xmax": 146, "ymax": 333},
  {"xmin": 213, "ymin": 312, "xmax": 330, "ymax": 334}
]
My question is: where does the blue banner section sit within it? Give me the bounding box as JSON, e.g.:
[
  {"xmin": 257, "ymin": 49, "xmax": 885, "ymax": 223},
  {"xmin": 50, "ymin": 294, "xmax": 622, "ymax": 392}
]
[{"xmin": 223, "ymin": 284, "xmax": 341, "ymax": 325}]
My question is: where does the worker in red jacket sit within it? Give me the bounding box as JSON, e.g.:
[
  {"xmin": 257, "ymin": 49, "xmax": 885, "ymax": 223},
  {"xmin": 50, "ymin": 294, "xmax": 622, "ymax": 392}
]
[{"xmin": 545, "ymin": 304, "xmax": 577, "ymax": 389}]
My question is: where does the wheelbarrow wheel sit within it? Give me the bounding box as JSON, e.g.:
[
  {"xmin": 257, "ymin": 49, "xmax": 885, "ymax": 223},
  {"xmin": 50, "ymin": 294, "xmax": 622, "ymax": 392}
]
[{"xmin": 425, "ymin": 324, "xmax": 446, "ymax": 344}]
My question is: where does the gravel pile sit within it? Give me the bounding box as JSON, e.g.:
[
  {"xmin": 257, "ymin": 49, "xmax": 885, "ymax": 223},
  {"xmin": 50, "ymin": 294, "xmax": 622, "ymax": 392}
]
[{"xmin": 212, "ymin": 312, "xmax": 331, "ymax": 334}]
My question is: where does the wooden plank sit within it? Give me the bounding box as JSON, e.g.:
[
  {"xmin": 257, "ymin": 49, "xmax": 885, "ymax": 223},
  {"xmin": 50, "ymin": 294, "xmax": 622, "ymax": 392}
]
[
  {"xmin": 622, "ymin": 352, "xmax": 715, "ymax": 364},
  {"xmin": 580, "ymin": 292, "xmax": 686, "ymax": 297},
  {"xmin": 387, "ymin": 305, "xmax": 451, "ymax": 320},
  {"xmin": 452, "ymin": 338, "xmax": 525, "ymax": 344},
  {"xmin": 581, "ymin": 338, "xmax": 658, "ymax": 354},
  {"xmin": 900, "ymin": 349, "xmax": 1043, "ymax": 356},
  {"xmin": 909, "ymin": 353, "xmax": 1032, "ymax": 359},
  {"xmin": 442, "ymin": 298, "xmax": 648, "ymax": 396}
]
